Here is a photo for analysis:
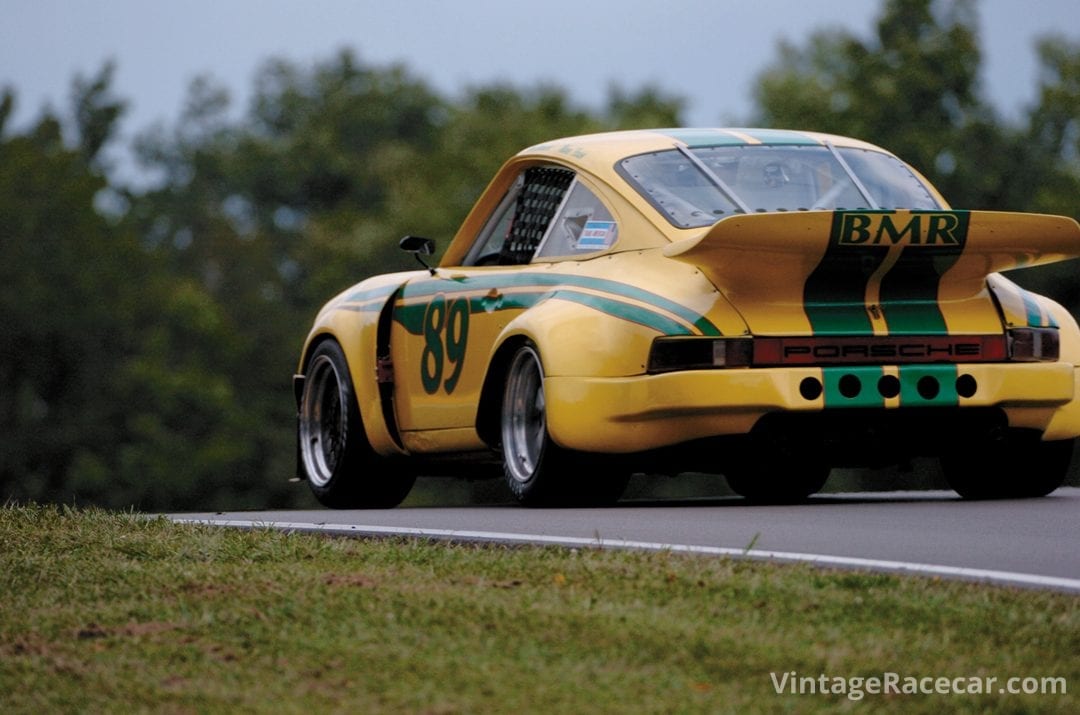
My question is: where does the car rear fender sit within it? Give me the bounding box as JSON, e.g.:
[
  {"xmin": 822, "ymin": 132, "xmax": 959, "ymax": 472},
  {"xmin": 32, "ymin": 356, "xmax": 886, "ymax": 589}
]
[
  {"xmin": 1024, "ymin": 291, "xmax": 1080, "ymax": 441},
  {"xmin": 499, "ymin": 296, "xmax": 661, "ymax": 377},
  {"xmin": 473, "ymin": 295, "xmax": 663, "ymax": 448}
]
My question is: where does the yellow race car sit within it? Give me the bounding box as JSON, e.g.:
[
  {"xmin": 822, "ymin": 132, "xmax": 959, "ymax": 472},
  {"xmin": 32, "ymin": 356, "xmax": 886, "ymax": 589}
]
[{"xmin": 294, "ymin": 128, "xmax": 1080, "ymax": 507}]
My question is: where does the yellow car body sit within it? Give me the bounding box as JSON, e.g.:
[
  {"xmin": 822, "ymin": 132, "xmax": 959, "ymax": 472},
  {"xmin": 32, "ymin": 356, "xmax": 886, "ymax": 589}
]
[{"xmin": 295, "ymin": 128, "xmax": 1080, "ymax": 507}]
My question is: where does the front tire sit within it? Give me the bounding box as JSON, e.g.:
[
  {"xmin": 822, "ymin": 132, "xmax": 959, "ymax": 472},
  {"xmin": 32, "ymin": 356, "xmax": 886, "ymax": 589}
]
[
  {"xmin": 500, "ymin": 344, "xmax": 627, "ymax": 507},
  {"xmin": 299, "ymin": 340, "xmax": 415, "ymax": 508}
]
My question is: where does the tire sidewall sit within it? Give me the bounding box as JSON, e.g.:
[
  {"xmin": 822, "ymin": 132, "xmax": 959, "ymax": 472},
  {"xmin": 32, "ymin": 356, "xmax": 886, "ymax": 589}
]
[
  {"xmin": 501, "ymin": 344, "xmax": 554, "ymax": 503},
  {"xmin": 300, "ymin": 340, "xmax": 415, "ymax": 508}
]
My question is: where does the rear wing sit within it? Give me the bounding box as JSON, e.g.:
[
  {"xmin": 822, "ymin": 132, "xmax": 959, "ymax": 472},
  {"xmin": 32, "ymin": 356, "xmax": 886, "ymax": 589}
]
[{"xmin": 662, "ymin": 209, "xmax": 1080, "ymax": 335}]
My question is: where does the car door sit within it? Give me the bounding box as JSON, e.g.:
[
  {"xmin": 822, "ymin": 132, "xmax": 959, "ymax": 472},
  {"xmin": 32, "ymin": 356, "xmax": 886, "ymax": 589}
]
[{"xmin": 388, "ymin": 166, "xmax": 577, "ymax": 451}]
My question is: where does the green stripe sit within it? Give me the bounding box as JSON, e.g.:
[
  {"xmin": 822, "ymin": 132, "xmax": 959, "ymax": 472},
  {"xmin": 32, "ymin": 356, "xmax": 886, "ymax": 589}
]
[
  {"xmin": 658, "ymin": 128, "xmax": 748, "ymax": 147},
  {"xmin": 737, "ymin": 128, "xmax": 817, "ymax": 145},
  {"xmin": 1017, "ymin": 287, "xmax": 1058, "ymax": 328},
  {"xmin": 551, "ymin": 291, "xmax": 693, "ymax": 336},
  {"xmin": 822, "ymin": 365, "xmax": 960, "ymax": 409},
  {"xmin": 344, "ymin": 283, "xmax": 401, "ymax": 305},
  {"xmin": 658, "ymin": 128, "xmax": 818, "ymax": 148},
  {"xmin": 898, "ymin": 365, "xmax": 958, "ymax": 407},
  {"xmin": 878, "ymin": 211, "xmax": 968, "ymax": 335},
  {"xmin": 400, "ymin": 273, "xmax": 721, "ymax": 336},
  {"xmin": 803, "ymin": 213, "xmax": 887, "ymax": 335},
  {"xmin": 1022, "ymin": 292, "xmax": 1043, "ymax": 327},
  {"xmin": 392, "ymin": 290, "xmax": 547, "ymax": 335},
  {"xmin": 877, "ymin": 250, "xmax": 954, "ymax": 335},
  {"xmin": 393, "ymin": 287, "xmax": 696, "ymax": 337},
  {"xmin": 823, "ymin": 367, "xmax": 884, "ymax": 408}
]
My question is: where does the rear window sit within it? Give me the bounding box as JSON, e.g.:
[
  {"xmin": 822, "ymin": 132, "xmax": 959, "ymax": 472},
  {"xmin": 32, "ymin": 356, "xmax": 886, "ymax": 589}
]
[{"xmin": 618, "ymin": 144, "xmax": 940, "ymax": 228}]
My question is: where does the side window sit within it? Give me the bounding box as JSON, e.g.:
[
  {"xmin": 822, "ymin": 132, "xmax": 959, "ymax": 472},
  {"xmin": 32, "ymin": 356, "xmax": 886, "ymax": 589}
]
[
  {"xmin": 499, "ymin": 166, "xmax": 575, "ymax": 265},
  {"xmin": 463, "ymin": 175, "xmax": 523, "ymax": 266},
  {"xmin": 535, "ymin": 181, "xmax": 618, "ymax": 259},
  {"xmin": 463, "ymin": 166, "xmax": 614, "ymax": 266}
]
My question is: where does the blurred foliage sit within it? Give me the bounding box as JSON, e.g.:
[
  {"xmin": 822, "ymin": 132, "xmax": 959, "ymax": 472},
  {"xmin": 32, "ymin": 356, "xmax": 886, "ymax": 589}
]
[
  {"xmin": 754, "ymin": 0, "xmax": 1078, "ymax": 215},
  {"xmin": 1, "ymin": 0, "xmax": 1079, "ymax": 509},
  {"xmin": 753, "ymin": 0, "xmax": 1080, "ymax": 310}
]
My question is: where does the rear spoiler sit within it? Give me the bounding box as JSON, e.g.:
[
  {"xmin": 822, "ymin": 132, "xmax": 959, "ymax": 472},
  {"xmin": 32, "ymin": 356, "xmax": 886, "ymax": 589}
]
[
  {"xmin": 665, "ymin": 210, "xmax": 1080, "ymax": 290},
  {"xmin": 662, "ymin": 209, "xmax": 1080, "ymax": 334}
]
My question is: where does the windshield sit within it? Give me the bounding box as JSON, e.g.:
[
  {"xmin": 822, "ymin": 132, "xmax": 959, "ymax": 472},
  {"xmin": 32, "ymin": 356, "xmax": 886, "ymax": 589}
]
[{"xmin": 617, "ymin": 144, "xmax": 941, "ymax": 229}]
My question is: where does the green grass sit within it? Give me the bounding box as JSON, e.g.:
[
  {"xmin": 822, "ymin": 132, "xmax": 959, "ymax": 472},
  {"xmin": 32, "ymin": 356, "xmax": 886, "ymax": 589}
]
[{"xmin": 1, "ymin": 504, "xmax": 1077, "ymax": 714}]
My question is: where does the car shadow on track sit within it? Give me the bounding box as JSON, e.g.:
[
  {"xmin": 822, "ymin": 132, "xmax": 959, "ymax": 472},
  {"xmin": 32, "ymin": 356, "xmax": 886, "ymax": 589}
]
[{"xmin": 616, "ymin": 491, "xmax": 964, "ymax": 509}]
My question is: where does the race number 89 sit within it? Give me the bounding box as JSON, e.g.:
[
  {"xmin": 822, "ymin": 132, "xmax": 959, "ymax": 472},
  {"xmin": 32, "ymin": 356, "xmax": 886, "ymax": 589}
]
[{"xmin": 421, "ymin": 295, "xmax": 470, "ymax": 394}]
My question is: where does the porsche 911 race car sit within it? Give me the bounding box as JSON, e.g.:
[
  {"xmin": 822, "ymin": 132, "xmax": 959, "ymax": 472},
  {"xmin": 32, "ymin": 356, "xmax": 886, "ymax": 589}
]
[{"xmin": 294, "ymin": 128, "xmax": 1080, "ymax": 507}]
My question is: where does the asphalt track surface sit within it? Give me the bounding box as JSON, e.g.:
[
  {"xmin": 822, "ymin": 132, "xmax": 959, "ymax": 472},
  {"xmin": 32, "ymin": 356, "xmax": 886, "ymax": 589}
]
[{"xmin": 172, "ymin": 487, "xmax": 1080, "ymax": 593}]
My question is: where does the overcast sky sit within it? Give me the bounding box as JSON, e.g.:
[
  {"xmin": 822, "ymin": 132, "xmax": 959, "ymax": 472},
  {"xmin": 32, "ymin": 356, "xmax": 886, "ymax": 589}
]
[{"xmin": 3, "ymin": 0, "xmax": 1077, "ymax": 148}]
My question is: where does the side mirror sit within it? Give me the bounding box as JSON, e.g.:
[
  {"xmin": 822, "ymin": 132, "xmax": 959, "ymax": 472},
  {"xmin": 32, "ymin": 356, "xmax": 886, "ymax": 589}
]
[
  {"xmin": 399, "ymin": 235, "xmax": 435, "ymax": 255},
  {"xmin": 399, "ymin": 235, "xmax": 436, "ymax": 274}
]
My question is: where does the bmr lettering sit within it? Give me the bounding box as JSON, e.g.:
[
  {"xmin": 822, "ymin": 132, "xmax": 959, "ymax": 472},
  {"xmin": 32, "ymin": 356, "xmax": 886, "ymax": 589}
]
[{"xmin": 838, "ymin": 213, "xmax": 963, "ymax": 246}]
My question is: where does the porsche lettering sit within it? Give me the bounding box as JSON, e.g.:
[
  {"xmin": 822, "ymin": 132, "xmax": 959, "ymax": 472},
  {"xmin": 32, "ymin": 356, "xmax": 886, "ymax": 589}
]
[
  {"xmin": 752, "ymin": 335, "xmax": 1010, "ymax": 366},
  {"xmin": 782, "ymin": 343, "xmax": 982, "ymax": 360}
]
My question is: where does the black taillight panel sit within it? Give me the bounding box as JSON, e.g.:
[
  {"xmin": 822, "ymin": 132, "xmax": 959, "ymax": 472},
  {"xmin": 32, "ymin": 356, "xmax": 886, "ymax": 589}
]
[{"xmin": 1008, "ymin": 327, "xmax": 1060, "ymax": 362}]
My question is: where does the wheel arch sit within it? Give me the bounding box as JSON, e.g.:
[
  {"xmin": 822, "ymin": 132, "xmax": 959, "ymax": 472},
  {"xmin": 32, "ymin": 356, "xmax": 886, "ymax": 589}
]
[
  {"xmin": 474, "ymin": 295, "xmax": 662, "ymax": 448},
  {"xmin": 296, "ymin": 337, "xmax": 416, "ymax": 508},
  {"xmin": 296, "ymin": 299, "xmax": 408, "ymax": 458},
  {"xmin": 476, "ymin": 334, "xmax": 533, "ymax": 448}
]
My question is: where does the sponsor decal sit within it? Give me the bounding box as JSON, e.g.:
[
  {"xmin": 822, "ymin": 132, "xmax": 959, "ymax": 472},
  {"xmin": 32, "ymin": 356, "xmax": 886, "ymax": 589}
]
[
  {"xmin": 576, "ymin": 220, "xmax": 618, "ymax": 251},
  {"xmin": 835, "ymin": 212, "xmax": 968, "ymax": 247}
]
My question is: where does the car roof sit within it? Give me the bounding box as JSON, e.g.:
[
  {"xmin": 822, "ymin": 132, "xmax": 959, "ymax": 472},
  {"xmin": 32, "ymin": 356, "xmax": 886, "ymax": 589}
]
[
  {"xmin": 516, "ymin": 128, "xmax": 890, "ymax": 178},
  {"xmin": 441, "ymin": 128, "xmax": 912, "ymax": 265}
]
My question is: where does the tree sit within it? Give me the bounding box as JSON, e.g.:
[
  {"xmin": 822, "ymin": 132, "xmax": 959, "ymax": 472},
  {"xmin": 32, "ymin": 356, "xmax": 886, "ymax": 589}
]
[
  {"xmin": 1026, "ymin": 36, "xmax": 1080, "ymax": 219},
  {"xmin": 71, "ymin": 61, "xmax": 127, "ymax": 166},
  {"xmin": 1006, "ymin": 35, "xmax": 1080, "ymax": 314},
  {"xmin": 0, "ymin": 105, "xmax": 132, "ymax": 502},
  {"xmin": 121, "ymin": 53, "xmax": 455, "ymax": 509},
  {"xmin": 0, "ymin": 68, "xmax": 300, "ymax": 510},
  {"xmin": 752, "ymin": 0, "xmax": 1032, "ymax": 210},
  {"xmin": 753, "ymin": 0, "xmax": 1080, "ymax": 223},
  {"xmin": 605, "ymin": 84, "xmax": 684, "ymax": 129},
  {"xmin": 117, "ymin": 52, "xmax": 687, "ymax": 509}
]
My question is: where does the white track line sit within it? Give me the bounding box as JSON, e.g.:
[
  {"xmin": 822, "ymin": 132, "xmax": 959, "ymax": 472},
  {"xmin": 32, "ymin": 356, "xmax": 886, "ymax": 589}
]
[{"xmin": 169, "ymin": 518, "xmax": 1080, "ymax": 594}]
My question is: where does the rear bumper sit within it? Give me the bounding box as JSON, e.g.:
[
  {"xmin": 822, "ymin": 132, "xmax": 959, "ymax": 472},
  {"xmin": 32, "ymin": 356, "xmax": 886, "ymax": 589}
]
[{"xmin": 544, "ymin": 362, "xmax": 1080, "ymax": 453}]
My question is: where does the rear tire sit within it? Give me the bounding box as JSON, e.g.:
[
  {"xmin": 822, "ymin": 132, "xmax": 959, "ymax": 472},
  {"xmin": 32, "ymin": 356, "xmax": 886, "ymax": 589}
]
[
  {"xmin": 725, "ymin": 464, "xmax": 830, "ymax": 504},
  {"xmin": 942, "ymin": 432, "xmax": 1072, "ymax": 500},
  {"xmin": 298, "ymin": 340, "xmax": 415, "ymax": 508},
  {"xmin": 724, "ymin": 429, "xmax": 830, "ymax": 503},
  {"xmin": 500, "ymin": 344, "xmax": 627, "ymax": 507}
]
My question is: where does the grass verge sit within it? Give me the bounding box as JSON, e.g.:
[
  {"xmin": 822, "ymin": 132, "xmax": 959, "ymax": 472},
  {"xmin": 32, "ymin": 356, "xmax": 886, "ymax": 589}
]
[{"xmin": 1, "ymin": 504, "xmax": 1077, "ymax": 713}]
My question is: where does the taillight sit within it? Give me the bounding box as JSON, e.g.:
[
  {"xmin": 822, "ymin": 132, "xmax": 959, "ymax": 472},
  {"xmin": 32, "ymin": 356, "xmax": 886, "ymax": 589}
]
[
  {"xmin": 647, "ymin": 337, "xmax": 753, "ymax": 373},
  {"xmin": 1008, "ymin": 327, "xmax": 1059, "ymax": 361}
]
